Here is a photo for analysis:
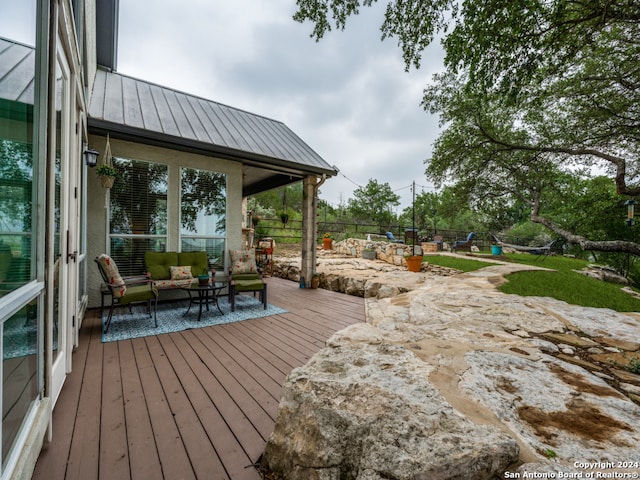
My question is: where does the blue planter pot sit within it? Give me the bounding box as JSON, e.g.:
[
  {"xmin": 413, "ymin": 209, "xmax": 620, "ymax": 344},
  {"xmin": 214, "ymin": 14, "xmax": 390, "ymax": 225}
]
[{"xmin": 491, "ymin": 245, "xmax": 503, "ymax": 256}]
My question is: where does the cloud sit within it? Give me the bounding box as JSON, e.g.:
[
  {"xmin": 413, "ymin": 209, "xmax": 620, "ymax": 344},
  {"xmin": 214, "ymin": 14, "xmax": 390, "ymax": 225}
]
[{"xmin": 117, "ymin": 0, "xmax": 445, "ymax": 209}]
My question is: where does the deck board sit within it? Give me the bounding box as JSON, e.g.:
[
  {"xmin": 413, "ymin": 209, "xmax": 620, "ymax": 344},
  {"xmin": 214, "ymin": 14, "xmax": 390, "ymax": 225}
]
[
  {"xmin": 32, "ymin": 278, "xmax": 364, "ymax": 480},
  {"xmin": 118, "ymin": 340, "xmax": 164, "ymax": 480}
]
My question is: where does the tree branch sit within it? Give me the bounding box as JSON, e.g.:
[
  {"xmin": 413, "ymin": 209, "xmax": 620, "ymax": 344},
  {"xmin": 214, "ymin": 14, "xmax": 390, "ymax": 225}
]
[
  {"xmin": 475, "ymin": 121, "xmax": 640, "ymax": 196},
  {"xmin": 531, "ymin": 211, "xmax": 640, "ymax": 255}
]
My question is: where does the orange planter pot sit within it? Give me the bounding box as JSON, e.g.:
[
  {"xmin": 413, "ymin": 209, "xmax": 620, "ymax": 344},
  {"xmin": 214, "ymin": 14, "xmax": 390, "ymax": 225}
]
[
  {"xmin": 322, "ymin": 238, "xmax": 333, "ymax": 250},
  {"xmin": 405, "ymin": 255, "xmax": 423, "ymax": 272}
]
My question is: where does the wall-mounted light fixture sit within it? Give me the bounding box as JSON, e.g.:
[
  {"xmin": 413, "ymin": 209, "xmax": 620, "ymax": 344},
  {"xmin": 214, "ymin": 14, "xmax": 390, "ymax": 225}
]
[
  {"xmin": 83, "ymin": 147, "xmax": 99, "ymax": 167},
  {"xmin": 625, "ymin": 199, "xmax": 637, "ymax": 226}
]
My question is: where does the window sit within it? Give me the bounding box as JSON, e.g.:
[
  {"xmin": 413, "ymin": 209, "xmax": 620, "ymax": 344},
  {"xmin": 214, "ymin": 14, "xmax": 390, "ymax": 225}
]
[
  {"xmin": 0, "ymin": 136, "xmax": 39, "ymax": 469},
  {"xmin": 109, "ymin": 158, "xmax": 168, "ymax": 276},
  {"xmin": 180, "ymin": 167, "xmax": 226, "ymax": 269},
  {"xmin": 0, "ymin": 140, "xmax": 33, "ymax": 295},
  {"xmin": 0, "ymin": 5, "xmax": 44, "ymax": 471}
]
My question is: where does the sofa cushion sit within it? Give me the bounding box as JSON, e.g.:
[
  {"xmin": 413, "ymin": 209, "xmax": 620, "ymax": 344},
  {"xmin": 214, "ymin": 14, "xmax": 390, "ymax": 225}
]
[
  {"xmin": 229, "ymin": 249, "xmax": 258, "ymax": 274},
  {"xmin": 117, "ymin": 283, "xmax": 158, "ymax": 305},
  {"xmin": 145, "ymin": 251, "xmax": 179, "ymax": 280},
  {"xmin": 233, "ymin": 278, "xmax": 265, "ymax": 292},
  {"xmin": 178, "ymin": 251, "xmax": 209, "ymax": 276},
  {"xmin": 97, "ymin": 254, "xmax": 126, "ymax": 298},
  {"xmin": 154, "ymin": 278, "xmax": 197, "ymax": 289},
  {"xmin": 170, "ymin": 265, "xmax": 193, "ymax": 280}
]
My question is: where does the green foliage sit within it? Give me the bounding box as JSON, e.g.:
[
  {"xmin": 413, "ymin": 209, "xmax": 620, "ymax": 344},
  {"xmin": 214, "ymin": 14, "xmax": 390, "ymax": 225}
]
[
  {"xmin": 251, "ymin": 184, "xmax": 303, "ymax": 217},
  {"xmin": 96, "ymin": 163, "xmax": 117, "ymax": 177},
  {"xmin": 503, "ymin": 223, "xmax": 554, "ymax": 248},
  {"xmin": 348, "ymin": 179, "xmax": 400, "ymax": 227}
]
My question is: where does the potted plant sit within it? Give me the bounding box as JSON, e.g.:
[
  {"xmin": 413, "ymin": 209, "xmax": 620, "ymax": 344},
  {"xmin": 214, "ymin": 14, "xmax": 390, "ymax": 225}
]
[
  {"xmin": 310, "ymin": 272, "xmax": 320, "ymax": 289},
  {"xmin": 96, "ymin": 164, "xmax": 117, "ymax": 188},
  {"xmin": 322, "ymin": 233, "xmax": 333, "ymax": 250},
  {"xmin": 361, "ymin": 247, "xmax": 376, "ymax": 260},
  {"xmin": 491, "ymin": 239, "xmax": 503, "ymax": 256},
  {"xmin": 405, "ymin": 254, "xmax": 423, "ymax": 272}
]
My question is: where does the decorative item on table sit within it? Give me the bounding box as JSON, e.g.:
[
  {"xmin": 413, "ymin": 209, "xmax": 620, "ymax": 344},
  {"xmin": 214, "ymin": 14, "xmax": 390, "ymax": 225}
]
[{"xmin": 198, "ymin": 273, "xmax": 210, "ymax": 286}]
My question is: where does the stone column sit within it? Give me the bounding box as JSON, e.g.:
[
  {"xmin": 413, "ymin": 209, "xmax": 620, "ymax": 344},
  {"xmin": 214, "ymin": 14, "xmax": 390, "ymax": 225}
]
[{"xmin": 301, "ymin": 175, "xmax": 319, "ymax": 286}]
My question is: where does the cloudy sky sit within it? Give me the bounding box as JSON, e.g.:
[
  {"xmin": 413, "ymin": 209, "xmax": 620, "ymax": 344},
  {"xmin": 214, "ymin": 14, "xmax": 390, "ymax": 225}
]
[
  {"xmin": 0, "ymin": 0, "xmax": 445, "ymax": 210},
  {"xmin": 117, "ymin": 0, "xmax": 445, "ymax": 210}
]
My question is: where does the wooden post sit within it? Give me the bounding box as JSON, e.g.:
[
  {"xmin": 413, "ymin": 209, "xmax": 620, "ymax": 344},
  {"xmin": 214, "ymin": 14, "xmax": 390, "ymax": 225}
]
[{"xmin": 301, "ymin": 176, "xmax": 320, "ymax": 286}]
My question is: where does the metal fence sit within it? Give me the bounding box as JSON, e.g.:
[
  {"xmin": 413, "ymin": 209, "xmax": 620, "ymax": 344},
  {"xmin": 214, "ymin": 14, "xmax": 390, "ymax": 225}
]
[{"xmin": 251, "ymin": 217, "xmax": 519, "ymax": 251}]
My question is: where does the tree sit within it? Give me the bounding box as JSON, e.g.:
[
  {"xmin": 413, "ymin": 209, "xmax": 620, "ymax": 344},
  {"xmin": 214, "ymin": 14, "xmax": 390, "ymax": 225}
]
[
  {"xmin": 348, "ymin": 179, "xmax": 400, "ymax": 227},
  {"xmin": 251, "ymin": 183, "xmax": 304, "ymax": 218},
  {"xmin": 0, "ymin": 140, "xmax": 32, "ymax": 233},
  {"xmin": 293, "ymin": 0, "xmax": 640, "ymax": 255}
]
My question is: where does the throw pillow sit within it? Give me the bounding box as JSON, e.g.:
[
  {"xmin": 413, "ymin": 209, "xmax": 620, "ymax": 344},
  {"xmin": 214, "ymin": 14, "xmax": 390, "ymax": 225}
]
[
  {"xmin": 229, "ymin": 249, "xmax": 258, "ymax": 274},
  {"xmin": 98, "ymin": 254, "xmax": 127, "ymax": 298},
  {"xmin": 169, "ymin": 265, "xmax": 193, "ymax": 280}
]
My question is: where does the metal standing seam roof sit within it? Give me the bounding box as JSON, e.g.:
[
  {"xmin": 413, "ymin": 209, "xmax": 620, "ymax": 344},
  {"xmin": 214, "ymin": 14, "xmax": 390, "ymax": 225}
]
[
  {"xmin": 0, "ymin": 38, "xmax": 36, "ymax": 105},
  {"xmin": 88, "ymin": 69, "xmax": 336, "ymax": 176},
  {"xmin": 0, "ymin": 37, "xmax": 335, "ymax": 178}
]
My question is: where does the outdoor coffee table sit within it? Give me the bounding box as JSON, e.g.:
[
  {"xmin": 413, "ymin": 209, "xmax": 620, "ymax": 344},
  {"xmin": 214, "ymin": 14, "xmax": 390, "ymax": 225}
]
[{"xmin": 180, "ymin": 279, "xmax": 228, "ymax": 321}]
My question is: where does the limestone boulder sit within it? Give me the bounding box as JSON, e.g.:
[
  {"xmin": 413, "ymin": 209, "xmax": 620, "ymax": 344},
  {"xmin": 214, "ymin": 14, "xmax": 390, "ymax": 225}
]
[
  {"xmin": 265, "ymin": 246, "xmax": 640, "ymax": 479},
  {"xmin": 262, "ymin": 324, "xmax": 520, "ymax": 480}
]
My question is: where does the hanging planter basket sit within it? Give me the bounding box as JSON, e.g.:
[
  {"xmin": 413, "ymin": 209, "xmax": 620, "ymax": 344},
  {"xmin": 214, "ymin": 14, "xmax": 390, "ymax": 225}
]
[
  {"xmin": 97, "ymin": 134, "xmax": 117, "ymax": 189},
  {"xmin": 99, "ymin": 175, "xmax": 115, "ymax": 188}
]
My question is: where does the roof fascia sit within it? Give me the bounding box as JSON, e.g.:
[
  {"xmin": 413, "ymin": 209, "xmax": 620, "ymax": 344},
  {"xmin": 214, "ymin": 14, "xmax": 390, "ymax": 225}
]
[{"xmin": 87, "ymin": 119, "xmax": 338, "ymax": 177}]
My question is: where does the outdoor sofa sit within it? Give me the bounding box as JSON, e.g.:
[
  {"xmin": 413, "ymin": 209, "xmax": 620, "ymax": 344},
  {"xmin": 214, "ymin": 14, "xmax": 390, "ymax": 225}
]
[{"xmin": 144, "ymin": 251, "xmax": 209, "ymax": 292}]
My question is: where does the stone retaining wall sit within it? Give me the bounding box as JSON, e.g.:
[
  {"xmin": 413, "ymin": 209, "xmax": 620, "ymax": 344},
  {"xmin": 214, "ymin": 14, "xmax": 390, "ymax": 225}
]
[
  {"xmin": 332, "ymin": 238, "xmax": 422, "ymax": 266},
  {"xmin": 271, "ymin": 239, "xmax": 461, "ymax": 297}
]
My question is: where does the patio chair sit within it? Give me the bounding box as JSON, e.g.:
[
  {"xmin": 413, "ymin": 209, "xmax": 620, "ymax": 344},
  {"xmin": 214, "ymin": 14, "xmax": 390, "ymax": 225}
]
[
  {"xmin": 95, "ymin": 255, "xmax": 158, "ymax": 334},
  {"xmin": 385, "ymin": 232, "xmax": 403, "ymax": 243},
  {"xmin": 452, "ymin": 232, "xmax": 476, "ymax": 252},
  {"xmin": 228, "ymin": 249, "xmax": 267, "ymax": 312}
]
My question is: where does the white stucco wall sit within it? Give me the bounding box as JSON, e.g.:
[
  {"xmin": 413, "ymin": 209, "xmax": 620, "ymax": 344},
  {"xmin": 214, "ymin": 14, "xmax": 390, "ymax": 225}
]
[{"xmin": 86, "ymin": 134, "xmax": 243, "ymax": 308}]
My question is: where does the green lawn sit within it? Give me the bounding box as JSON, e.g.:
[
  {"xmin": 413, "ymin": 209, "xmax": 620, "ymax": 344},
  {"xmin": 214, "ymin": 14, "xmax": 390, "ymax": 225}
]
[
  {"xmin": 425, "ymin": 255, "xmax": 498, "ymax": 272},
  {"xmin": 426, "ymin": 254, "xmax": 640, "ymax": 312},
  {"xmin": 495, "ymin": 253, "xmax": 640, "ymax": 312}
]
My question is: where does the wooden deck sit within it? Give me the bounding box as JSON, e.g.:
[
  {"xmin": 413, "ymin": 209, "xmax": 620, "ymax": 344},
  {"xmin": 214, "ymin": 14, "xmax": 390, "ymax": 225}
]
[{"xmin": 32, "ymin": 278, "xmax": 365, "ymax": 480}]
